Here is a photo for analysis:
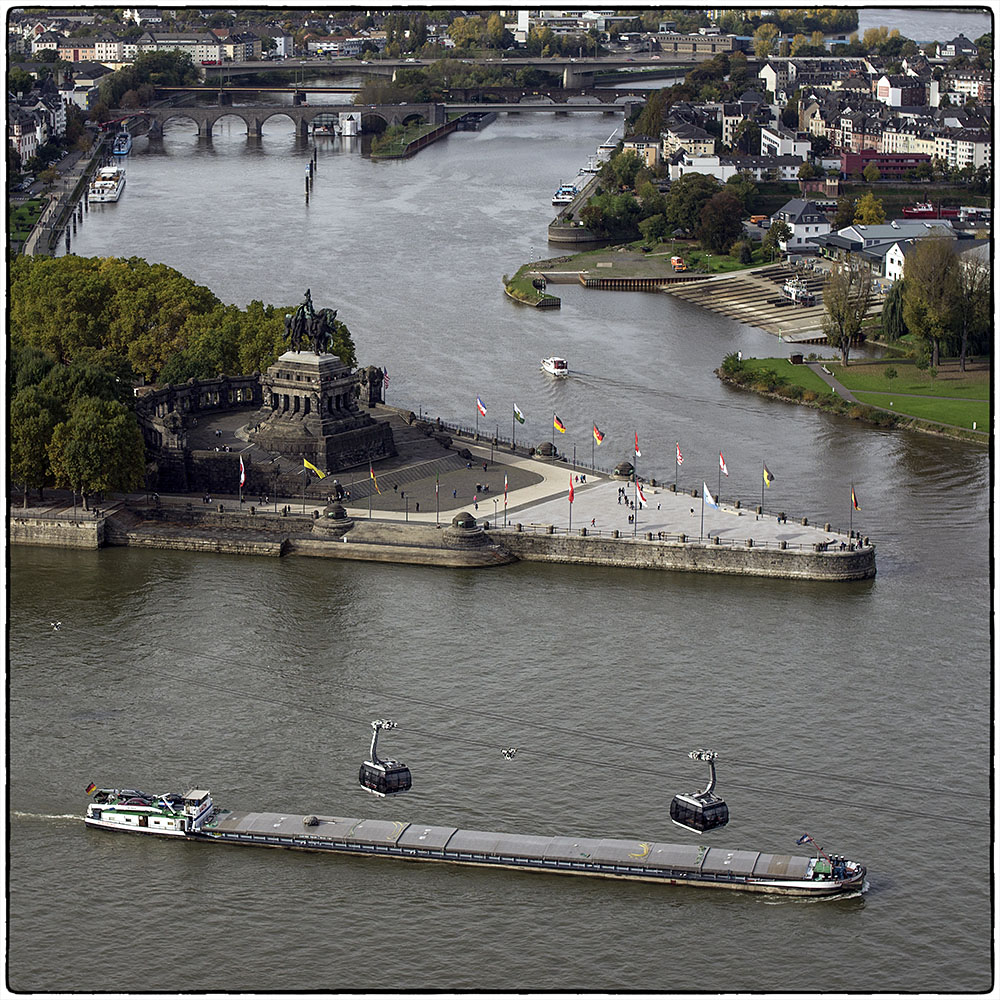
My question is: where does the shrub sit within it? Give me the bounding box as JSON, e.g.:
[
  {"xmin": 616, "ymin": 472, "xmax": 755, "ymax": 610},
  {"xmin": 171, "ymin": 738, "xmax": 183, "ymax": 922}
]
[
  {"xmin": 885, "ymin": 367, "xmax": 897, "ymax": 380},
  {"xmin": 719, "ymin": 351, "xmax": 745, "ymax": 377},
  {"xmin": 801, "ymin": 389, "xmax": 817, "ymax": 402}
]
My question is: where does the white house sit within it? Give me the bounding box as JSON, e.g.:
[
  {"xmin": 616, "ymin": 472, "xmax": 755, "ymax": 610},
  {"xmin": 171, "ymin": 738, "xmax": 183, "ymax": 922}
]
[{"xmin": 773, "ymin": 198, "xmax": 830, "ymax": 253}]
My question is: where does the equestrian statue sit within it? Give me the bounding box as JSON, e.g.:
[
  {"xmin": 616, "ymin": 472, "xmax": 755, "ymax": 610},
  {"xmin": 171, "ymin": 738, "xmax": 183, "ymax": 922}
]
[{"xmin": 284, "ymin": 289, "xmax": 339, "ymax": 355}]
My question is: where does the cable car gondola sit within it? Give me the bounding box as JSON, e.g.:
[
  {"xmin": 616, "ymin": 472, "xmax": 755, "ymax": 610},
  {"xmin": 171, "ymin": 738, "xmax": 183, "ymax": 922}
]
[
  {"xmin": 359, "ymin": 719, "xmax": 411, "ymax": 797},
  {"xmin": 670, "ymin": 749, "xmax": 729, "ymax": 833}
]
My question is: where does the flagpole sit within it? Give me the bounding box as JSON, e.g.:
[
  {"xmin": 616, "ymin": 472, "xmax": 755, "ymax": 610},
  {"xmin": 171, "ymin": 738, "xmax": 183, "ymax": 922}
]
[
  {"xmin": 592, "ymin": 423, "xmax": 595, "ymax": 471},
  {"xmin": 551, "ymin": 413, "xmax": 555, "ymax": 451},
  {"xmin": 302, "ymin": 469, "xmax": 307, "ymax": 514},
  {"xmin": 675, "ymin": 446, "xmax": 678, "ymax": 490},
  {"xmin": 369, "ymin": 457, "xmax": 373, "ymax": 520},
  {"xmin": 850, "ymin": 482, "xmax": 854, "ymax": 536},
  {"xmin": 761, "ymin": 459, "xmax": 765, "ymax": 513},
  {"xmin": 718, "ymin": 461, "xmax": 721, "ymax": 505},
  {"xmin": 436, "ymin": 473, "xmax": 440, "ymax": 526},
  {"xmin": 700, "ymin": 488, "xmax": 705, "ymax": 541},
  {"xmin": 512, "ymin": 406, "xmax": 515, "ymax": 450},
  {"xmin": 633, "ymin": 428, "xmax": 637, "ymax": 537}
]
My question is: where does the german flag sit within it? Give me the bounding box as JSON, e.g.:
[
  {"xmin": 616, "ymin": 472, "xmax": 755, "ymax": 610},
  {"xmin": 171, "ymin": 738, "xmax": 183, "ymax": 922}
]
[
  {"xmin": 852, "ymin": 486, "xmax": 860, "ymax": 511},
  {"xmin": 554, "ymin": 414, "xmax": 566, "ymax": 433},
  {"xmin": 85, "ymin": 782, "xmax": 97, "ymax": 796},
  {"xmin": 593, "ymin": 424, "xmax": 604, "ymax": 444}
]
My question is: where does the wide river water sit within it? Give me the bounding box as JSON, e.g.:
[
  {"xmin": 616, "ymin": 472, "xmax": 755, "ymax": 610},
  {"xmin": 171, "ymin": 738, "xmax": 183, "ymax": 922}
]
[{"xmin": 10, "ymin": 65, "xmax": 992, "ymax": 994}]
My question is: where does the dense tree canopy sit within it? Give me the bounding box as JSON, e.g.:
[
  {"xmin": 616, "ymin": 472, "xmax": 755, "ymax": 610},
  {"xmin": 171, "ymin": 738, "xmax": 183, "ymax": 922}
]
[{"xmin": 10, "ymin": 255, "xmax": 354, "ymax": 383}]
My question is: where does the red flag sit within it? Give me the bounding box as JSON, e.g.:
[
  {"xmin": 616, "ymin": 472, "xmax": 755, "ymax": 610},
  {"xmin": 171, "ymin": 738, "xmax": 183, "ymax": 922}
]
[
  {"xmin": 239, "ymin": 455, "xmax": 246, "ymax": 487},
  {"xmin": 676, "ymin": 442, "xmax": 683, "ymax": 465},
  {"xmin": 720, "ymin": 452, "xmax": 728, "ymax": 476},
  {"xmin": 634, "ymin": 432, "xmax": 641, "ymax": 457},
  {"xmin": 636, "ymin": 482, "xmax": 647, "ymax": 503},
  {"xmin": 504, "ymin": 473, "xmax": 508, "ymax": 506},
  {"xmin": 568, "ymin": 475, "xmax": 574, "ymax": 503}
]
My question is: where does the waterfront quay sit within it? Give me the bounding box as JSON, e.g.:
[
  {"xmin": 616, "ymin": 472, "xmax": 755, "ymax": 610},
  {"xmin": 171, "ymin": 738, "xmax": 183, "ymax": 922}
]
[{"xmin": 10, "ymin": 431, "xmax": 875, "ymax": 581}]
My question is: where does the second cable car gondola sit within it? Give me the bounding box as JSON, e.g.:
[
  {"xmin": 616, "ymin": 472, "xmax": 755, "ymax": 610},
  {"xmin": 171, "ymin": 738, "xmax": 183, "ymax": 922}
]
[
  {"xmin": 359, "ymin": 719, "xmax": 411, "ymax": 797},
  {"xmin": 670, "ymin": 749, "xmax": 729, "ymax": 833}
]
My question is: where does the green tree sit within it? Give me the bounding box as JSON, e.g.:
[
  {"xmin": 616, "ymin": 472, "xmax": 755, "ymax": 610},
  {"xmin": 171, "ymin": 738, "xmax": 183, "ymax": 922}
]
[
  {"xmin": 48, "ymin": 397, "xmax": 146, "ymax": 509},
  {"xmin": 10, "ymin": 386, "xmax": 61, "ymax": 507},
  {"xmin": 862, "ymin": 162, "xmax": 881, "ymax": 184},
  {"xmin": 823, "ymin": 261, "xmax": 873, "ymax": 365},
  {"xmin": 638, "ymin": 213, "xmax": 668, "ymax": 245},
  {"xmin": 901, "ymin": 238, "xmax": 958, "ymax": 367},
  {"xmin": 664, "ymin": 172, "xmax": 720, "ymax": 233},
  {"xmin": 833, "ymin": 196, "xmax": 855, "ymax": 230},
  {"xmin": 880, "ymin": 279, "xmax": 908, "ymax": 342},
  {"xmin": 697, "ymin": 190, "xmax": 744, "ymax": 252},
  {"xmin": 762, "ymin": 219, "xmax": 791, "ymax": 259},
  {"xmin": 853, "ymin": 191, "xmax": 885, "ymax": 224},
  {"xmin": 724, "ymin": 172, "xmax": 758, "ymax": 213}
]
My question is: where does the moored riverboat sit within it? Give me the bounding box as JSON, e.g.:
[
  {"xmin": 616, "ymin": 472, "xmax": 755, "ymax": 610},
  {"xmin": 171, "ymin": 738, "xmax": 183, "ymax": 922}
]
[
  {"xmin": 83, "ymin": 785, "xmax": 866, "ymax": 897},
  {"xmin": 112, "ymin": 130, "xmax": 132, "ymax": 156},
  {"xmin": 552, "ymin": 183, "xmax": 578, "ymax": 206},
  {"xmin": 88, "ymin": 165, "xmax": 125, "ymax": 203}
]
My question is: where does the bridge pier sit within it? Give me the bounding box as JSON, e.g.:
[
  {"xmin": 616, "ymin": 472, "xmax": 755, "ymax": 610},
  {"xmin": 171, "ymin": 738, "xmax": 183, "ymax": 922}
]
[
  {"xmin": 293, "ymin": 91, "xmax": 306, "ymax": 106},
  {"xmin": 248, "ymin": 118, "xmax": 263, "ymax": 138},
  {"xmin": 217, "ymin": 91, "xmax": 232, "ymax": 106},
  {"xmin": 562, "ymin": 66, "xmax": 595, "ymax": 88}
]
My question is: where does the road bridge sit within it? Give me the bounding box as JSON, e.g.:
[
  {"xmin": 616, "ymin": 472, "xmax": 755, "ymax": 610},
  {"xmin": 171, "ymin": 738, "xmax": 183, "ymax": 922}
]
[
  {"xmin": 203, "ymin": 52, "xmax": 713, "ymax": 88},
  {"xmin": 116, "ymin": 101, "xmax": 444, "ymax": 138}
]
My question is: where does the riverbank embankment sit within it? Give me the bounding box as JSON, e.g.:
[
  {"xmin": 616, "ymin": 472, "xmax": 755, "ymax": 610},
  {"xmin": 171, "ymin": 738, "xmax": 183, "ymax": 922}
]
[{"xmin": 10, "ymin": 463, "xmax": 876, "ymax": 581}]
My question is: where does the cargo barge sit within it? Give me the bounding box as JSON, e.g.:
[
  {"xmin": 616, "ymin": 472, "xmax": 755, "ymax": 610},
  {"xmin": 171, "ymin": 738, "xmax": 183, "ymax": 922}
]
[{"xmin": 84, "ymin": 787, "xmax": 866, "ymax": 897}]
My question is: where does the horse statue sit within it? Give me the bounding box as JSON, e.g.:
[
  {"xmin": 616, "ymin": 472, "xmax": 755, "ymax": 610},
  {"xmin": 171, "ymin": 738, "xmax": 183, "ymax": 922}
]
[
  {"xmin": 284, "ymin": 289, "xmax": 338, "ymax": 354},
  {"xmin": 307, "ymin": 307, "xmax": 339, "ymax": 355}
]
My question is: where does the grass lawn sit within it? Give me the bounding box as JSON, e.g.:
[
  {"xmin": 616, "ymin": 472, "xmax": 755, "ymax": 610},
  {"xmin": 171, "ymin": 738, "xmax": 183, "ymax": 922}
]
[
  {"xmin": 534, "ymin": 240, "xmax": 765, "ymax": 277},
  {"xmin": 8, "ymin": 198, "xmax": 45, "ymax": 241},
  {"xmin": 830, "ymin": 360, "xmax": 990, "ymax": 399},
  {"xmin": 370, "ymin": 121, "xmax": 441, "ymax": 158},
  {"xmin": 740, "ymin": 358, "xmax": 831, "ymax": 394},
  {"xmin": 851, "ymin": 392, "xmax": 988, "ymax": 429}
]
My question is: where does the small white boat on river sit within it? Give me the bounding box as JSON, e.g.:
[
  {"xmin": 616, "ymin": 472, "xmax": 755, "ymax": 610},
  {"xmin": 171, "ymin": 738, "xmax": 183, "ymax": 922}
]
[{"xmin": 542, "ymin": 357, "xmax": 568, "ymax": 376}]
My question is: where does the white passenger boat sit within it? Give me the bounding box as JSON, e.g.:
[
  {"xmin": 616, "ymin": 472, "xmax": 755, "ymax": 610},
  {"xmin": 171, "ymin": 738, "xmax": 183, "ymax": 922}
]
[
  {"xmin": 542, "ymin": 357, "xmax": 568, "ymax": 376},
  {"xmin": 88, "ymin": 165, "xmax": 125, "ymax": 202},
  {"xmin": 552, "ymin": 183, "xmax": 578, "ymax": 206}
]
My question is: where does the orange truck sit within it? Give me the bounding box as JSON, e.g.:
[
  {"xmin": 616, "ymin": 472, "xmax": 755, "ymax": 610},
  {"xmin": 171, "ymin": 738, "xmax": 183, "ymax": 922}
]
[{"xmin": 670, "ymin": 255, "xmax": 687, "ymax": 272}]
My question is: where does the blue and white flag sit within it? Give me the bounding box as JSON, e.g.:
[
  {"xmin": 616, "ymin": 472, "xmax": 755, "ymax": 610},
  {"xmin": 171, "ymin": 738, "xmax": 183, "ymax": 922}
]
[
  {"xmin": 796, "ymin": 833, "xmax": 812, "ymax": 846},
  {"xmin": 703, "ymin": 483, "xmax": 718, "ymax": 509}
]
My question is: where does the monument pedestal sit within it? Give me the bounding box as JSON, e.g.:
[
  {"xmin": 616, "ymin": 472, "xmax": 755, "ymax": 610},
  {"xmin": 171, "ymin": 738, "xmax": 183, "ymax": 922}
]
[{"xmin": 252, "ymin": 351, "xmax": 395, "ymax": 472}]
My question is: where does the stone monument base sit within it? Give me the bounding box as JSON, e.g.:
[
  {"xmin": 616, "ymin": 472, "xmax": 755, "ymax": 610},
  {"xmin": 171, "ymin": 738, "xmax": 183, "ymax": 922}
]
[{"xmin": 251, "ymin": 350, "xmax": 396, "ymax": 473}]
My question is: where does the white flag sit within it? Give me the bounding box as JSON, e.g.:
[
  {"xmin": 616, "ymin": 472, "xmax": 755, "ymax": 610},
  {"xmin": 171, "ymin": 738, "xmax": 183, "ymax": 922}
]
[
  {"xmin": 703, "ymin": 483, "xmax": 718, "ymax": 509},
  {"xmin": 720, "ymin": 452, "xmax": 728, "ymax": 476}
]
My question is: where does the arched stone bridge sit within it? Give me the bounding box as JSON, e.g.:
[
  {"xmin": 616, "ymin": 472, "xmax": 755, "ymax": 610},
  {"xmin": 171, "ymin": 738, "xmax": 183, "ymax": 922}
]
[{"xmin": 118, "ymin": 102, "xmax": 445, "ymax": 138}]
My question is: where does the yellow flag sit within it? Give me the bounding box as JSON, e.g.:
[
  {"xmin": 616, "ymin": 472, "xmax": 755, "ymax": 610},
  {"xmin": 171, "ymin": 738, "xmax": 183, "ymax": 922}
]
[
  {"xmin": 303, "ymin": 458, "xmax": 326, "ymax": 479},
  {"xmin": 369, "ymin": 462, "xmax": 381, "ymax": 494}
]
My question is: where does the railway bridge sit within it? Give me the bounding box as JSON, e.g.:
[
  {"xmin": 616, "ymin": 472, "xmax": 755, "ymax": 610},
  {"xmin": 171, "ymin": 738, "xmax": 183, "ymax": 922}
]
[{"xmin": 118, "ymin": 101, "xmax": 445, "ymax": 138}]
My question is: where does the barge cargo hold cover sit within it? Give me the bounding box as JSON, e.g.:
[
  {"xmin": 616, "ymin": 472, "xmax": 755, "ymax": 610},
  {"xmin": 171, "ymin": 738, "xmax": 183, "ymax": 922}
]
[{"xmin": 195, "ymin": 808, "xmax": 865, "ymax": 897}]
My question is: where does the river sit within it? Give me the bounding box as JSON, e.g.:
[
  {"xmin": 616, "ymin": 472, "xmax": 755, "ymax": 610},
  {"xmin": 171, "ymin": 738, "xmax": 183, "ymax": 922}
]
[{"xmin": 11, "ymin": 67, "xmax": 991, "ymax": 994}]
